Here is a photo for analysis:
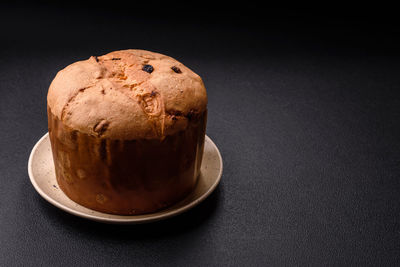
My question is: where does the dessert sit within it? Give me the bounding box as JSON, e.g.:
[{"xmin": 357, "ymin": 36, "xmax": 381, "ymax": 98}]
[{"xmin": 47, "ymin": 49, "xmax": 207, "ymax": 215}]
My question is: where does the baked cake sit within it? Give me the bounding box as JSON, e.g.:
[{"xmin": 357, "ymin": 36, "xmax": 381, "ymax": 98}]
[{"xmin": 47, "ymin": 49, "xmax": 207, "ymax": 215}]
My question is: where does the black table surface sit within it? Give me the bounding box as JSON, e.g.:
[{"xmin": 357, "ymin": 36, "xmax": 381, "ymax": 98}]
[{"xmin": 1, "ymin": 3, "xmax": 400, "ymax": 266}]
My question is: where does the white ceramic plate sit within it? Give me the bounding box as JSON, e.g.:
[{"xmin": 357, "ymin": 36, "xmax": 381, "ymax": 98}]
[{"xmin": 28, "ymin": 133, "xmax": 223, "ymax": 224}]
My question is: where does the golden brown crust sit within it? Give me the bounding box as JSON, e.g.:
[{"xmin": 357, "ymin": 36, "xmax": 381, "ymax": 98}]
[{"xmin": 47, "ymin": 49, "xmax": 207, "ymax": 140}]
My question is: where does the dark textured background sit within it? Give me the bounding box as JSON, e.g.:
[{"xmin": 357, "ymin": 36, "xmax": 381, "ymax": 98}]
[{"xmin": 1, "ymin": 3, "xmax": 400, "ymax": 266}]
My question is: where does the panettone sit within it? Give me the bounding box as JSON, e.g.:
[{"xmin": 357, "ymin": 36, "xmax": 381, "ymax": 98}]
[{"xmin": 47, "ymin": 49, "xmax": 207, "ymax": 215}]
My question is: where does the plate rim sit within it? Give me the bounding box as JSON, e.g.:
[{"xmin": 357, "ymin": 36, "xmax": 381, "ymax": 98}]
[{"xmin": 28, "ymin": 132, "xmax": 223, "ymax": 224}]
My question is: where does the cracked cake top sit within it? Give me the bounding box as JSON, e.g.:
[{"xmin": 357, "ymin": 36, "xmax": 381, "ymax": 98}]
[{"xmin": 47, "ymin": 49, "xmax": 208, "ymax": 140}]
